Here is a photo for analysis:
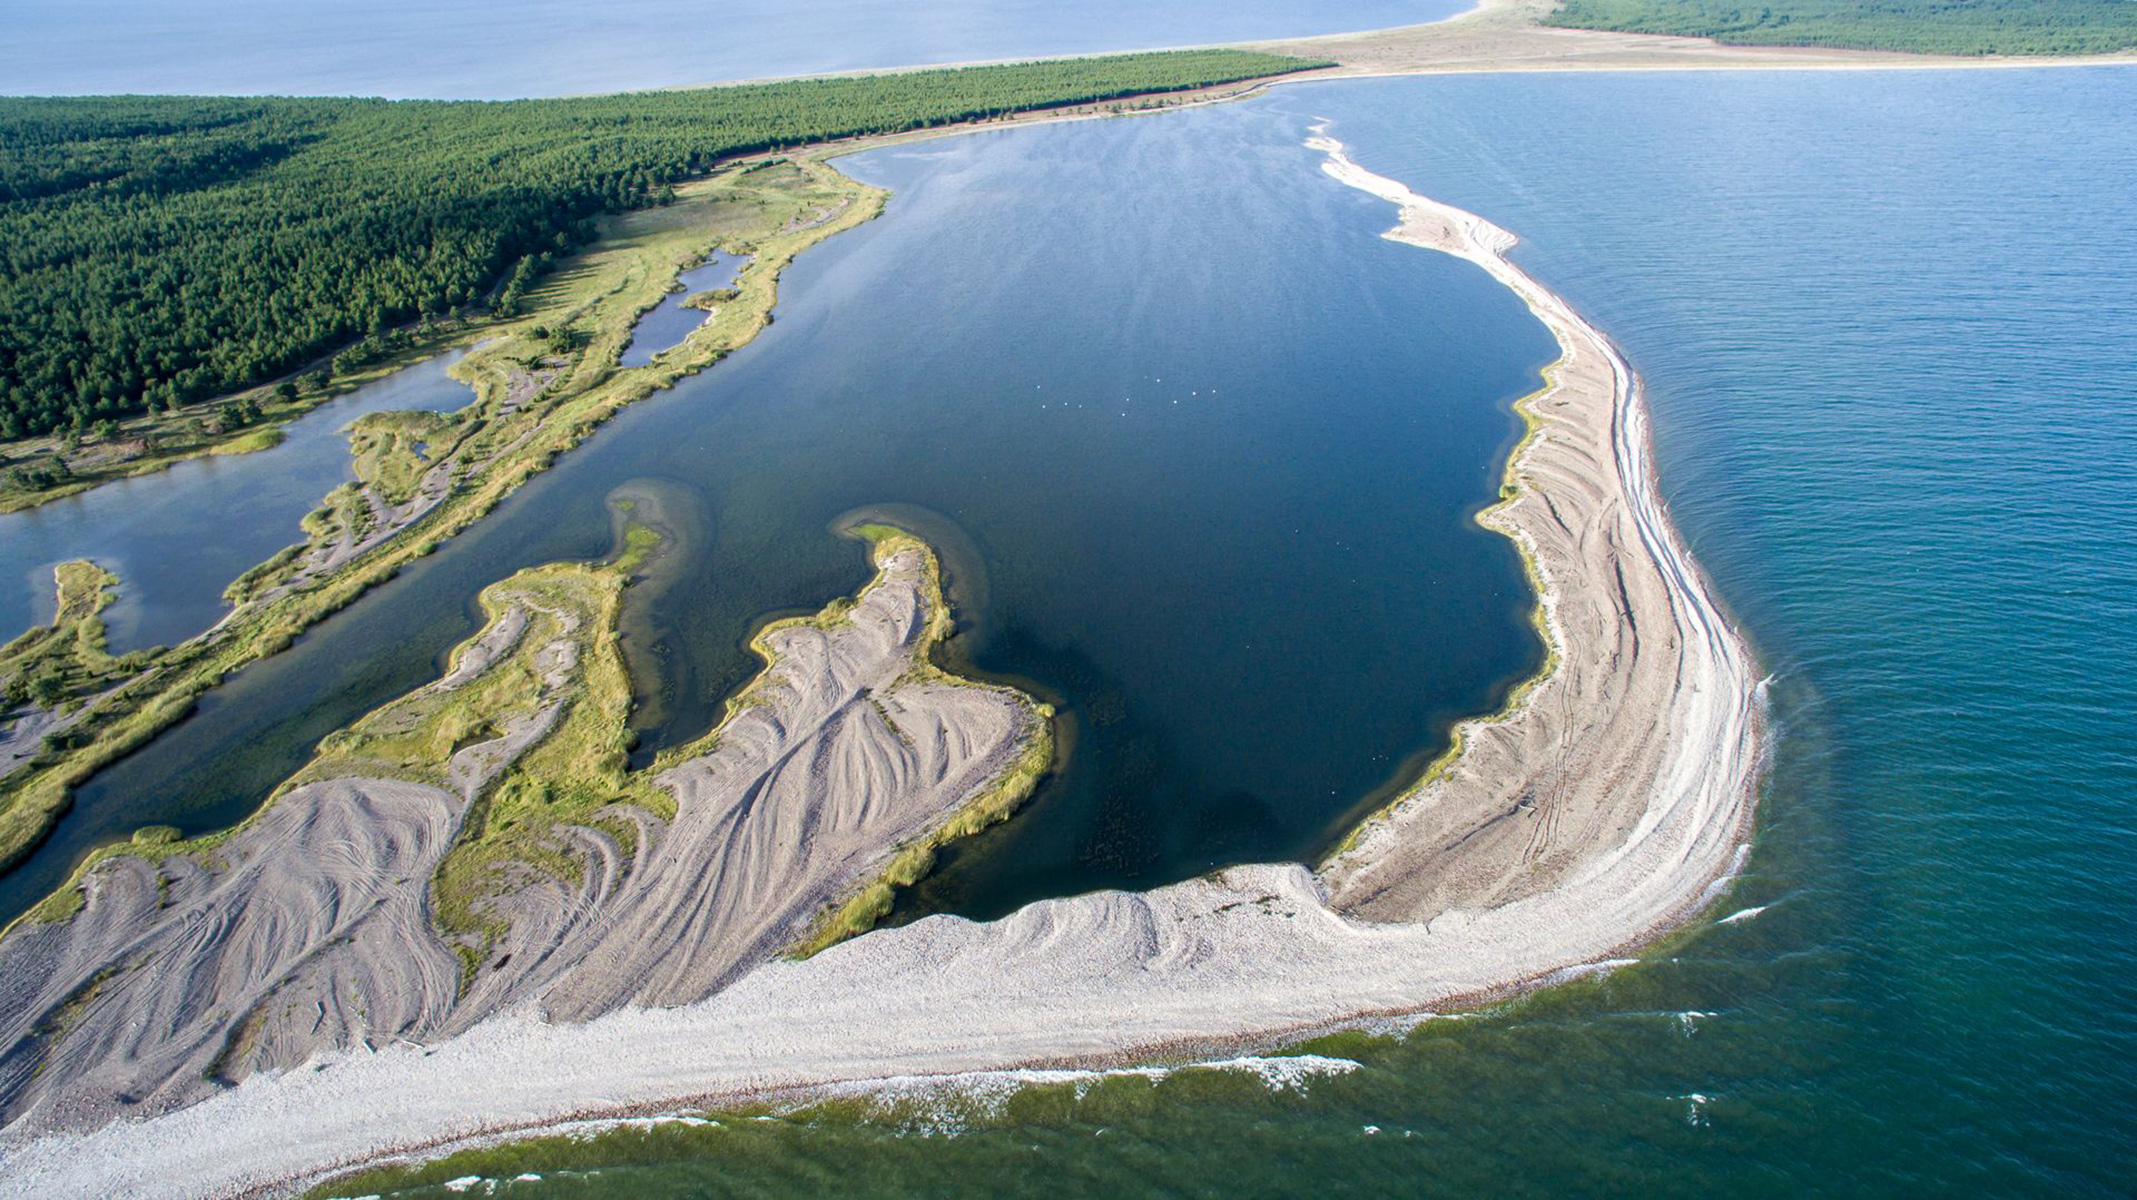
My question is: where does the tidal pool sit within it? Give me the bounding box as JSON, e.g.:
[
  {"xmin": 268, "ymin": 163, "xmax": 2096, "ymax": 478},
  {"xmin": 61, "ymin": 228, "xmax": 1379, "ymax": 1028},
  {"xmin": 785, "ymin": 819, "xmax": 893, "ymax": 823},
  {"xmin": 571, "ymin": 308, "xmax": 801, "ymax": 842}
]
[{"xmin": 620, "ymin": 251, "xmax": 751, "ymax": 368}]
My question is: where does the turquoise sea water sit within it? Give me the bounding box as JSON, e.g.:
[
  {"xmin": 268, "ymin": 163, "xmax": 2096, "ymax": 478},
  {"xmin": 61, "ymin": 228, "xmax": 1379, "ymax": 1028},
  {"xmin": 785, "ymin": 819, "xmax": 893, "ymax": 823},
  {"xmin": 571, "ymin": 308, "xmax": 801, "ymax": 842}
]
[{"xmin": 335, "ymin": 69, "xmax": 2137, "ymax": 1195}]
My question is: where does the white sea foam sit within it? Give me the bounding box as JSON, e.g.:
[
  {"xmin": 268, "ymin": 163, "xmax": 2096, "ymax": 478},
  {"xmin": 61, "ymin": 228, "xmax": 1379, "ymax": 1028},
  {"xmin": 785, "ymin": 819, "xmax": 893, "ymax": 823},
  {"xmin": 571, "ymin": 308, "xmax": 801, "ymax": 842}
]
[
  {"xmin": 1675, "ymin": 1011, "xmax": 1718, "ymax": 1036},
  {"xmin": 804, "ymin": 1054, "xmax": 1362, "ymax": 1136},
  {"xmin": 1537, "ymin": 958, "xmax": 1640, "ymax": 987},
  {"xmin": 552, "ymin": 1114, "xmax": 715, "ymax": 1141}
]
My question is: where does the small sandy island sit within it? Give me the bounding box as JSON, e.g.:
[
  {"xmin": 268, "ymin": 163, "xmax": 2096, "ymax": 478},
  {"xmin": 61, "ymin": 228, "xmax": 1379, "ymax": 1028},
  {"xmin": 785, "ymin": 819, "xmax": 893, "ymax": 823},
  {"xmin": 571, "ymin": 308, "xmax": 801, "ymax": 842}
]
[{"xmin": 0, "ymin": 133, "xmax": 1760, "ymax": 1196}]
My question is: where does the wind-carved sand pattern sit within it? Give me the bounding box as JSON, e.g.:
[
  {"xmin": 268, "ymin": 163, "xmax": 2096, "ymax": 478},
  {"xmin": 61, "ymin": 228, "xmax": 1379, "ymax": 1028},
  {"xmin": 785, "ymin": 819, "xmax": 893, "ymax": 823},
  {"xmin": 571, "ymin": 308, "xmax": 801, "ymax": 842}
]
[
  {"xmin": 0, "ymin": 534, "xmax": 1044, "ymax": 1171},
  {"xmin": 0, "ymin": 138, "xmax": 1761, "ymax": 1196}
]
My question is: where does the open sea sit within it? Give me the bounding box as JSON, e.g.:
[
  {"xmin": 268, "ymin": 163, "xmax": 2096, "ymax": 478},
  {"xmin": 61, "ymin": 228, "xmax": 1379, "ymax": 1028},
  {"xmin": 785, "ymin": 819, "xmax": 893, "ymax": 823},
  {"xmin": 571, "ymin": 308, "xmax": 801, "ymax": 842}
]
[
  {"xmin": 0, "ymin": 0, "xmax": 1468, "ymax": 100},
  {"xmin": 321, "ymin": 67, "xmax": 2137, "ymax": 1197}
]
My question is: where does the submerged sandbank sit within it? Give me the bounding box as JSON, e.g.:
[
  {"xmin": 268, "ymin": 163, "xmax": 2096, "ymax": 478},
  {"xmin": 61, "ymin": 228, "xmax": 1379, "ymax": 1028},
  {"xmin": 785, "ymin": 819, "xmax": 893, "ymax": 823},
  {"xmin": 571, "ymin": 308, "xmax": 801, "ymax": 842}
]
[{"xmin": 0, "ymin": 126, "xmax": 1761, "ymax": 1196}]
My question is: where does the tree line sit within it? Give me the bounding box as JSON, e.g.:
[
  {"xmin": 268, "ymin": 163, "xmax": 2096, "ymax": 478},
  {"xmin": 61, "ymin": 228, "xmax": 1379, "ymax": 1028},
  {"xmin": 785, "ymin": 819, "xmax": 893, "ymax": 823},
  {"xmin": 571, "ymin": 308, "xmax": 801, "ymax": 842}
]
[
  {"xmin": 1545, "ymin": 0, "xmax": 2137, "ymax": 55},
  {"xmin": 0, "ymin": 50, "xmax": 1315, "ymax": 440}
]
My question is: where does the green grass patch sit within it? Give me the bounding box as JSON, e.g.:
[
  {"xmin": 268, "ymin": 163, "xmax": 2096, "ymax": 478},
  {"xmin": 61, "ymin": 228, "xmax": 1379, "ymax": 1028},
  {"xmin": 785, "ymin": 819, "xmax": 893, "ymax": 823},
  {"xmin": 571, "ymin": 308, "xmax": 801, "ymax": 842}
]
[
  {"xmin": 205, "ymin": 427, "xmax": 285, "ymax": 456},
  {"xmin": 0, "ymin": 560, "xmax": 129, "ymax": 719},
  {"xmin": 346, "ymin": 410, "xmax": 455, "ymax": 504}
]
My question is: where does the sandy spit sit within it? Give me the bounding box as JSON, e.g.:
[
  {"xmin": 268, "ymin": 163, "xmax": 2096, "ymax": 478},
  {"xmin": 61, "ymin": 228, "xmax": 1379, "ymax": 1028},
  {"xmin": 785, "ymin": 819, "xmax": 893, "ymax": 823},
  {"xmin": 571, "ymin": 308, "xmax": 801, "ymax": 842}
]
[
  {"xmin": 0, "ymin": 136, "xmax": 1760, "ymax": 1197},
  {"xmin": 1310, "ymin": 128, "xmax": 1764, "ymax": 926},
  {"xmin": 0, "ymin": 545, "xmax": 1038, "ymax": 1169},
  {"xmin": 1250, "ymin": 0, "xmax": 2137, "ymax": 77}
]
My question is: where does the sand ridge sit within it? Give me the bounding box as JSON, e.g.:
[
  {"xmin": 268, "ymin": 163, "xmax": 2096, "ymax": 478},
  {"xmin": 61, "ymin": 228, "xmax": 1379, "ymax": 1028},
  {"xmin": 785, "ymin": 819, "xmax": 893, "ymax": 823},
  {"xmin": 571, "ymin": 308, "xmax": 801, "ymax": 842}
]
[
  {"xmin": 0, "ymin": 130, "xmax": 1761, "ymax": 1196},
  {"xmin": 1308, "ymin": 129, "xmax": 1762, "ymax": 924},
  {"xmin": 0, "ymin": 540, "xmax": 1042, "ymax": 1157}
]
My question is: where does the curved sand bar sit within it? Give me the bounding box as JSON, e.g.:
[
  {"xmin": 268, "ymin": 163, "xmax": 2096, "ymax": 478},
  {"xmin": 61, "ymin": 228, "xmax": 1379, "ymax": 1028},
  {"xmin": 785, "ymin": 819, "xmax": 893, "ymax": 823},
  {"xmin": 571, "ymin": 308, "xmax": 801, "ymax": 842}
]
[
  {"xmin": 0, "ymin": 137, "xmax": 1760, "ymax": 1196},
  {"xmin": 0, "ymin": 541, "xmax": 1043, "ymax": 1161}
]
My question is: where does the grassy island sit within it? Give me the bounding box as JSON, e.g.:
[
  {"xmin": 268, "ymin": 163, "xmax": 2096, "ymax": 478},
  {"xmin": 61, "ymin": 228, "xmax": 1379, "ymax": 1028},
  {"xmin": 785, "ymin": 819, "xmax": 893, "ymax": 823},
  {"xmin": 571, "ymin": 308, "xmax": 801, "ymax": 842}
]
[
  {"xmin": 6, "ymin": 520, "xmax": 1050, "ymax": 1113},
  {"xmin": 0, "ymin": 562, "xmax": 141, "ymax": 733}
]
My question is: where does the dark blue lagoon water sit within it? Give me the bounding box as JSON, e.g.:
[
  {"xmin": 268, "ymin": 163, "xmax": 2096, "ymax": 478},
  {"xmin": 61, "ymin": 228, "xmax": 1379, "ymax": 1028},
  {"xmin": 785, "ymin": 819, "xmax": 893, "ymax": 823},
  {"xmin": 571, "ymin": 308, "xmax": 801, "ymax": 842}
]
[
  {"xmin": 619, "ymin": 252, "xmax": 750, "ymax": 368},
  {"xmin": 331, "ymin": 69, "xmax": 2137, "ymax": 1197},
  {"xmin": 0, "ymin": 352, "xmax": 474, "ymax": 653},
  {"xmin": 2, "ymin": 0, "xmax": 1469, "ymax": 100},
  {"xmin": 0, "ymin": 104, "xmax": 1551, "ymax": 928}
]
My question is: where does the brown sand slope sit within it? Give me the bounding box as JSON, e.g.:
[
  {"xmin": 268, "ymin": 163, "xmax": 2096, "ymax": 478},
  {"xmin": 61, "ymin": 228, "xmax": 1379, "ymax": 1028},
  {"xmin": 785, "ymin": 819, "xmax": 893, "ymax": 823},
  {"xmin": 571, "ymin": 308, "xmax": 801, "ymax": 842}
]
[
  {"xmin": 1310, "ymin": 130, "xmax": 1761, "ymax": 924},
  {"xmin": 464, "ymin": 556, "xmax": 1032, "ymax": 1022}
]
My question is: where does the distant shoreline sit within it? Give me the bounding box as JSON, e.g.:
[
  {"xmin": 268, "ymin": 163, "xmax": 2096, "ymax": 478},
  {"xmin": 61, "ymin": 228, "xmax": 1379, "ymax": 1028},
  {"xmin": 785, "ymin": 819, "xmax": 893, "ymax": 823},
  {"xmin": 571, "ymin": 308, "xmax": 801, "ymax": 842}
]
[
  {"xmin": 1247, "ymin": 0, "xmax": 2137, "ymax": 78},
  {"xmin": 680, "ymin": 0, "xmax": 2137, "ymax": 94}
]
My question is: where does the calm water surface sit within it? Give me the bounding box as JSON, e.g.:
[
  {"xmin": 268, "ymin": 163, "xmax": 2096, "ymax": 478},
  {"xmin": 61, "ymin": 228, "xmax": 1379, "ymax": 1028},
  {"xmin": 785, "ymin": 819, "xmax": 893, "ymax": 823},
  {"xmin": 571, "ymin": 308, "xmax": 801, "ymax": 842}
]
[
  {"xmin": 336, "ymin": 69, "xmax": 2137, "ymax": 1196},
  {"xmin": 619, "ymin": 252, "xmax": 750, "ymax": 368},
  {"xmin": 0, "ymin": 105, "xmax": 1550, "ymax": 930},
  {"xmin": 0, "ymin": 353, "xmax": 474, "ymax": 653},
  {"xmin": 3, "ymin": 0, "xmax": 1468, "ymax": 99}
]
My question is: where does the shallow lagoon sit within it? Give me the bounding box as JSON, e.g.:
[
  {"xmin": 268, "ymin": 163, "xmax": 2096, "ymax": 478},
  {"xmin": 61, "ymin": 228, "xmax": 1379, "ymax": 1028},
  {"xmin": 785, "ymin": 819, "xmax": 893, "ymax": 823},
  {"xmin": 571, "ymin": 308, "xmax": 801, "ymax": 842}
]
[
  {"xmin": 0, "ymin": 103, "xmax": 1552, "ymax": 928},
  {"xmin": 619, "ymin": 252, "xmax": 750, "ymax": 368},
  {"xmin": 0, "ymin": 352, "xmax": 475, "ymax": 654}
]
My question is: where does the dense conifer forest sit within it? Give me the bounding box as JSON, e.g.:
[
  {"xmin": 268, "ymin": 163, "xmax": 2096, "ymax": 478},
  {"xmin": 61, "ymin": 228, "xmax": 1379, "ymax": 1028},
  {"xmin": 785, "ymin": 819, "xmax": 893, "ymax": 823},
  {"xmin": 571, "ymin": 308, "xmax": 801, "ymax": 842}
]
[
  {"xmin": 0, "ymin": 50, "xmax": 1310, "ymax": 439},
  {"xmin": 1545, "ymin": 0, "xmax": 2137, "ymax": 54}
]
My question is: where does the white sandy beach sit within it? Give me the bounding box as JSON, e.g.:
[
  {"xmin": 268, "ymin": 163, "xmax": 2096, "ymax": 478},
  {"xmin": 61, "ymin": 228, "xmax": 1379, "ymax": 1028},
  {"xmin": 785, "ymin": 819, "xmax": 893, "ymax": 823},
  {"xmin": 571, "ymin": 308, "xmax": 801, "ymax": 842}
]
[{"xmin": 0, "ymin": 128, "xmax": 1762, "ymax": 1196}]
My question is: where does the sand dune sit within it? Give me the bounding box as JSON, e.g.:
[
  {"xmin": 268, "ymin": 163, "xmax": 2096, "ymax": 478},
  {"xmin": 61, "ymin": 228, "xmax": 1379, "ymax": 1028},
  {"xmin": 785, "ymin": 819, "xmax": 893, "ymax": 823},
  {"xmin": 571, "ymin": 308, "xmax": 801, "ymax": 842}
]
[
  {"xmin": 463, "ymin": 553, "xmax": 1034, "ymax": 1022},
  {"xmin": 1309, "ymin": 130, "xmax": 1762, "ymax": 925}
]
